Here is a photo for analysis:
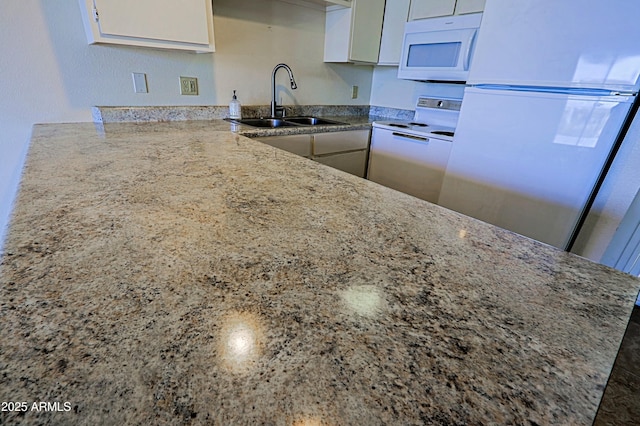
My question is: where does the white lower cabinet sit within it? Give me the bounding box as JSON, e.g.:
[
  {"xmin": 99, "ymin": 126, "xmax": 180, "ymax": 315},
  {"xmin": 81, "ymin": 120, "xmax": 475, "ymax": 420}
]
[
  {"xmin": 313, "ymin": 130, "xmax": 369, "ymax": 177},
  {"xmin": 255, "ymin": 134, "xmax": 312, "ymax": 157},
  {"xmin": 312, "ymin": 130, "xmax": 369, "ymax": 155},
  {"xmin": 314, "ymin": 151, "xmax": 368, "ymax": 177},
  {"xmin": 254, "ymin": 129, "xmax": 370, "ymax": 178}
]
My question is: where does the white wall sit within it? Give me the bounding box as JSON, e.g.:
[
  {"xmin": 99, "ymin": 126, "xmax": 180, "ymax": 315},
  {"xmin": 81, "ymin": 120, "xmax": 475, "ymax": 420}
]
[
  {"xmin": 370, "ymin": 67, "xmax": 465, "ymax": 109},
  {"xmin": 0, "ymin": 0, "xmax": 374, "ymax": 252}
]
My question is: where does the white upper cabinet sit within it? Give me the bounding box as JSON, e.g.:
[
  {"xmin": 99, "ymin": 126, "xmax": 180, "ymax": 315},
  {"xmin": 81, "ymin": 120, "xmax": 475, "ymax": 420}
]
[
  {"xmin": 323, "ymin": 0, "xmax": 386, "ymax": 64},
  {"xmin": 409, "ymin": 0, "xmax": 485, "ymax": 20},
  {"xmin": 377, "ymin": 0, "xmax": 411, "ymax": 65},
  {"xmin": 410, "ymin": 0, "xmax": 456, "ymax": 20},
  {"xmin": 78, "ymin": 0, "xmax": 215, "ymax": 53},
  {"xmin": 454, "ymin": 0, "xmax": 486, "ymax": 15}
]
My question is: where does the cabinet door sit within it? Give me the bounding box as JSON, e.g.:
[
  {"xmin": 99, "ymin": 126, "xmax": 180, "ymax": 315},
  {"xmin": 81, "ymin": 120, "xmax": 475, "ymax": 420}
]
[
  {"xmin": 378, "ymin": 0, "xmax": 411, "ymax": 65},
  {"xmin": 312, "ymin": 130, "xmax": 370, "ymax": 156},
  {"xmin": 455, "ymin": 0, "xmax": 486, "ymax": 15},
  {"xmin": 255, "ymin": 135, "xmax": 312, "ymax": 157},
  {"xmin": 409, "ymin": 0, "xmax": 456, "ymax": 20},
  {"xmin": 349, "ymin": 0, "xmax": 386, "ymax": 63},
  {"xmin": 322, "ymin": 0, "xmax": 352, "ymax": 5},
  {"xmin": 79, "ymin": 0, "xmax": 215, "ymax": 52},
  {"xmin": 314, "ymin": 150, "xmax": 368, "ymax": 178},
  {"xmin": 324, "ymin": 0, "xmax": 385, "ymax": 64},
  {"xmin": 324, "ymin": 7, "xmax": 352, "ymax": 63}
]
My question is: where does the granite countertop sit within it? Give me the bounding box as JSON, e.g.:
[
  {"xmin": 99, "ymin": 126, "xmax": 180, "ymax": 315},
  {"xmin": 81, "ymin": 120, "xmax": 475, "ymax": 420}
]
[
  {"xmin": 90, "ymin": 104, "xmax": 398, "ymax": 139},
  {"xmin": 229, "ymin": 116, "xmax": 374, "ymax": 139},
  {"xmin": 1, "ymin": 121, "xmax": 639, "ymax": 425}
]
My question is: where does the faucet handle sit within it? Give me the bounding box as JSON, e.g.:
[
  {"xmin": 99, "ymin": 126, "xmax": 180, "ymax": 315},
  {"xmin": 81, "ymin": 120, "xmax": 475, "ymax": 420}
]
[{"xmin": 272, "ymin": 105, "xmax": 285, "ymax": 118}]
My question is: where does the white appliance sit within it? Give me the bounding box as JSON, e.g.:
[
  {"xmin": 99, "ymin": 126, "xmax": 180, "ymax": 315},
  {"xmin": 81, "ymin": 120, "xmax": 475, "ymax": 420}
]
[
  {"xmin": 438, "ymin": 0, "xmax": 640, "ymax": 250},
  {"xmin": 397, "ymin": 13, "xmax": 482, "ymax": 83},
  {"xmin": 368, "ymin": 97, "xmax": 460, "ymax": 203}
]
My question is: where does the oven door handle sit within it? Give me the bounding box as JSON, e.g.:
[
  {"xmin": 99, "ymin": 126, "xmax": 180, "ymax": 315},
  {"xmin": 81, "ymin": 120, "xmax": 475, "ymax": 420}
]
[{"xmin": 392, "ymin": 132, "xmax": 429, "ymax": 142}]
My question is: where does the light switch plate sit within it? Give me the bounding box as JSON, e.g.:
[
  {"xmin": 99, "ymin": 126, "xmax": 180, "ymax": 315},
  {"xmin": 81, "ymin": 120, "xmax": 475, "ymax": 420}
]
[
  {"xmin": 132, "ymin": 72, "xmax": 148, "ymax": 93},
  {"xmin": 180, "ymin": 76, "xmax": 198, "ymax": 95}
]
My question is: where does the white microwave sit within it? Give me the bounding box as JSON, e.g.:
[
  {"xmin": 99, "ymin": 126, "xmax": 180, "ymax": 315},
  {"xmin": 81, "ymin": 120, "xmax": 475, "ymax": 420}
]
[{"xmin": 398, "ymin": 13, "xmax": 483, "ymax": 83}]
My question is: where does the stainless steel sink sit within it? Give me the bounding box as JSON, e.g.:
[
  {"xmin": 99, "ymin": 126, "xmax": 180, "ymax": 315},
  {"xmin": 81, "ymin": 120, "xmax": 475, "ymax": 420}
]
[
  {"xmin": 284, "ymin": 116, "xmax": 346, "ymax": 126},
  {"xmin": 232, "ymin": 118, "xmax": 297, "ymax": 128},
  {"xmin": 228, "ymin": 116, "xmax": 347, "ymax": 128}
]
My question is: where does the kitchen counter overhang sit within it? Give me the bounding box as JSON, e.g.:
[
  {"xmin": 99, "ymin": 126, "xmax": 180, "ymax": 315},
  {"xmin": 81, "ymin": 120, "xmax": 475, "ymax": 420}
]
[{"xmin": 0, "ymin": 121, "xmax": 638, "ymax": 424}]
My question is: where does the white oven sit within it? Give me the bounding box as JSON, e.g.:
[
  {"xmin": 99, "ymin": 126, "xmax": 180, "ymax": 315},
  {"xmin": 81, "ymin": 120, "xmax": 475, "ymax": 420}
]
[
  {"xmin": 398, "ymin": 13, "xmax": 482, "ymax": 83},
  {"xmin": 368, "ymin": 97, "xmax": 461, "ymax": 203}
]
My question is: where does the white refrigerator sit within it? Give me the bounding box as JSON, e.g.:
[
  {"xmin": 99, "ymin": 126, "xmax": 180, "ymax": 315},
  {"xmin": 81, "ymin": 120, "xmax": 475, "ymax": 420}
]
[{"xmin": 438, "ymin": 0, "xmax": 640, "ymax": 249}]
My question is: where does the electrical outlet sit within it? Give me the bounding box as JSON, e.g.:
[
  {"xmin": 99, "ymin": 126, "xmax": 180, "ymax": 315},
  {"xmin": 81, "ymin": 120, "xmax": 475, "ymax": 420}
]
[
  {"xmin": 351, "ymin": 85, "xmax": 358, "ymax": 99},
  {"xmin": 132, "ymin": 72, "xmax": 148, "ymax": 93},
  {"xmin": 180, "ymin": 76, "xmax": 198, "ymax": 95}
]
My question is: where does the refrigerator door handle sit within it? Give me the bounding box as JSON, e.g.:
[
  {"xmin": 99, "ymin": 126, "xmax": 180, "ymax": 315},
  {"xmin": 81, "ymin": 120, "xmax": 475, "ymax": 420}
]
[{"xmin": 471, "ymin": 84, "xmax": 629, "ymax": 97}]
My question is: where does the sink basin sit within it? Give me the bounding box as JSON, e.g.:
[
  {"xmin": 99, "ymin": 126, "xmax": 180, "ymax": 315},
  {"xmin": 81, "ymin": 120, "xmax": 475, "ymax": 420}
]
[
  {"xmin": 228, "ymin": 116, "xmax": 347, "ymax": 128},
  {"xmin": 284, "ymin": 116, "xmax": 346, "ymax": 126},
  {"xmin": 232, "ymin": 118, "xmax": 298, "ymax": 128}
]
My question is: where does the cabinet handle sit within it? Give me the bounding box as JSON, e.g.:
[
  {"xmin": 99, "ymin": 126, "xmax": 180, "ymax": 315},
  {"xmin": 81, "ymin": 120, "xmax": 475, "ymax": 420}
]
[{"xmin": 392, "ymin": 132, "xmax": 429, "ymax": 142}]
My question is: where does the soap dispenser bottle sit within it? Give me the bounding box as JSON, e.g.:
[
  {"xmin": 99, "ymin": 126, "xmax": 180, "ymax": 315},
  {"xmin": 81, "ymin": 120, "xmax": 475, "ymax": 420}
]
[{"xmin": 229, "ymin": 90, "xmax": 242, "ymax": 119}]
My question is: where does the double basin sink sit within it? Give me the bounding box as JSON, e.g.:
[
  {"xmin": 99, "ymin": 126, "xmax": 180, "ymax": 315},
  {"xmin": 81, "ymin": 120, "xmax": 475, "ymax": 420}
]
[{"xmin": 229, "ymin": 116, "xmax": 347, "ymax": 128}]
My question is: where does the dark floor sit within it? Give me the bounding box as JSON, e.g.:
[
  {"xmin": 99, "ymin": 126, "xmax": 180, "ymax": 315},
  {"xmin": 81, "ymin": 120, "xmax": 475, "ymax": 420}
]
[{"xmin": 594, "ymin": 305, "xmax": 640, "ymax": 426}]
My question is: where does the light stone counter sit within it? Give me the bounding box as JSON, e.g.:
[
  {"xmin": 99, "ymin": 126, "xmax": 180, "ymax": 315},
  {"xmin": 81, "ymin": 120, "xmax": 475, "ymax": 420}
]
[
  {"xmin": 92, "ymin": 104, "xmax": 377, "ymax": 138},
  {"xmin": 1, "ymin": 121, "xmax": 639, "ymax": 425}
]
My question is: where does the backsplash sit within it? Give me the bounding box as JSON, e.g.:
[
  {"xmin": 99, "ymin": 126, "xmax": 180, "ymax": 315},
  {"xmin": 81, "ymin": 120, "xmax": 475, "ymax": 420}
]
[
  {"xmin": 369, "ymin": 106, "xmax": 415, "ymax": 121},
  {"xmin": 92, "ymin": 105, "xmax": 372, "ymax": 123}
]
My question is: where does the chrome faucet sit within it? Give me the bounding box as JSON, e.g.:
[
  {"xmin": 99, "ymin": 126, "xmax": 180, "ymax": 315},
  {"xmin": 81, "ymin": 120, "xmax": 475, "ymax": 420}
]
[{"xmin": 271, "ymin": 63, "xmax": 297, "ymax": 118}]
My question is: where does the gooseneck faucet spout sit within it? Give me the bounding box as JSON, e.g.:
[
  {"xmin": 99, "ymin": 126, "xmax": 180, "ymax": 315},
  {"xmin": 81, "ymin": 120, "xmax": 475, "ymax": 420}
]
[{"xmin": 271, "ymin": 63, "xmax": 297, "ymax": 118}]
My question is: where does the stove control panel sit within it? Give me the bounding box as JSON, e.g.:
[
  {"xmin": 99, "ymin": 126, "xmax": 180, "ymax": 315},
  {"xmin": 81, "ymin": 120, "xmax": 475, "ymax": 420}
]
[{"xmin": 417, "ymin": 97, "xmax": 461, "ymax": 111}]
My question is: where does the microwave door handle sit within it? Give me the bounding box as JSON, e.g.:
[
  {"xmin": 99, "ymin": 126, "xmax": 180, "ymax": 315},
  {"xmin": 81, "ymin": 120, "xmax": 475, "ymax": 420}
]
[{"xmin": 463, "ymin": 30, "xmax": 477, "ymax": 71}]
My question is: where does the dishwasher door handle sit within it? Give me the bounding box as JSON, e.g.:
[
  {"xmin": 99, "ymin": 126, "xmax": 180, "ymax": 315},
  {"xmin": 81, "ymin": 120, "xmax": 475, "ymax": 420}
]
[{"xmin": 392, "ymin": 132, "xmax": 429, "ymax": 142}]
